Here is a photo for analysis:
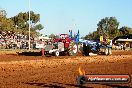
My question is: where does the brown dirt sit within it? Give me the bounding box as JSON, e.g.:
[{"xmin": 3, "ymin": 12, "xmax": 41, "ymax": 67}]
[{"xmin": 0, "ymin": 50, "xmax": 132, "ymax": 88}]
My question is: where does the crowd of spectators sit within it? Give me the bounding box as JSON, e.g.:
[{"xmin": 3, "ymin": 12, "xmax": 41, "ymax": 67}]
[{"xmin": 0, "ymin": 31, "xmax": 34, "ymax": 49}]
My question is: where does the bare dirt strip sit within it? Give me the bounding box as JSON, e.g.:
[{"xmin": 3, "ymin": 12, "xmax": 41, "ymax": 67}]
[{"xmin": 0, "ymin": 50, "xmax": 132, "ymax": 88}]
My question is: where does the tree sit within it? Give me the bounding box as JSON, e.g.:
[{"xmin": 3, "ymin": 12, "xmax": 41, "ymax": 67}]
[
  {"xmin": 0, "ymin": 16, "xmax": 15, "ymax": 32},
  {"xmin": 10, "ymin": 11, "xmax": 43, "ymax": 34},
  {"xmin": 84, "ymin": 32, "xmax": 93, "ymax": 40},
  {"xmin": 0, "ymin": 9, "xmax": 7, "ymax": 17},
  {"xmin": 0, "ymin": 10, "xmax": 44, "ymax": 39},
  {"xmin": 49, "ymin": 33, "xmax": 56, "ymax": 39},
  {"xmin": 0, "ymin": 9, "xmax": 15, "ymax": 32},
  {"xmin": 97, "ymin": 17, "xmax": 120, "ymax": 39},
  {"xmin": 119, "ymin": 26, "xmax": 132, "ymax": 36},
  {"xmin": 34, "ymin": 24, "xmax": 44, "ymax": 31}
]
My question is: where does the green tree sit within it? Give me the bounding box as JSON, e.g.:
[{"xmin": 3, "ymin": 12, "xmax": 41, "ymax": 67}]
[
  {"xmin": 49, "ymin": 33, "xmax": 56, "ymax": 39},
  {"xmin": 34, "ymin": 24, "xmax": 44, "ymax": 31},
  {"xmin": 0, "ymin": 9, "xmax": 7, "ymax": 17},
  {"xmin": 97, "ymin": 17, "xmax": 119, "ymax": 39},
  {"xmin": 10, "ymin": 11, "xmax": 43, "ymax": 34},
  {"xmin": 0, "ymin": 16, "xmax": 15, "ymax": 32},
  {"xmin": 84, "ymin": 32, "xmax": 93, "ymax": 40},
  {"xmin": 119, "ymin": 26, "xmax": 132, "ymax": 36}
]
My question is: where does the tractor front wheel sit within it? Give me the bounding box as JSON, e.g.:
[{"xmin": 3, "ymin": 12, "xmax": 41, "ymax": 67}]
[
  {"xmin": 108, "ymin": 48, "xmax": 112, "ymax": 55},
  {"xmin": 55, "ymin": 51, "xmax": 59, "ymax": 56},
  {"xmin": 83, "ymin": 43, "xmax": 90, "ymax": 56},
  {"xmin": 104, "ymin": 48, "xmax": 109, "ymax": 55}
]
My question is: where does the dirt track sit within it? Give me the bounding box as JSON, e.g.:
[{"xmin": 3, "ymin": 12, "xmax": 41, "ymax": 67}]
[{"xmin": 0, "ymin": 50, "xmax": 132, "ymax": 88}]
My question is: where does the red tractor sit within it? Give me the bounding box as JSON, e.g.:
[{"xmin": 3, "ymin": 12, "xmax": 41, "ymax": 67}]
[{"xmin": 44, "ymin": 33, "xmax": 79, "ymax": 56}]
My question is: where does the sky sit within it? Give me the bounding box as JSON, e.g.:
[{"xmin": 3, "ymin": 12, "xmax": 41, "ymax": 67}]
[{"xmin": 0, "ymin": 0, "xmax": 132, "ymax": 37}]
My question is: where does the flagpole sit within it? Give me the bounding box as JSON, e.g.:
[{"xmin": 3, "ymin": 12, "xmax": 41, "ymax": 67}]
[{"xmin": 28, "ymin": 0, "xmax": 31, "ymax": 50}]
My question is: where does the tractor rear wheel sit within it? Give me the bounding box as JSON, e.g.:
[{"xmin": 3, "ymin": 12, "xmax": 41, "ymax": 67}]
[
  {"xmin": 68, "ymin": 41, "xmax": 78, "ymax": 56},
  {"xmin": 83, "ymin": 43, "xmax": 90, "ymax": 56}
]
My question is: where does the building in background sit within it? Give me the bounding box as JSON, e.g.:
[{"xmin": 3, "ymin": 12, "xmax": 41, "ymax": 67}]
[{"xmin": 113, "ymin": 34, "xmax": 132, "ymax": 50}]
